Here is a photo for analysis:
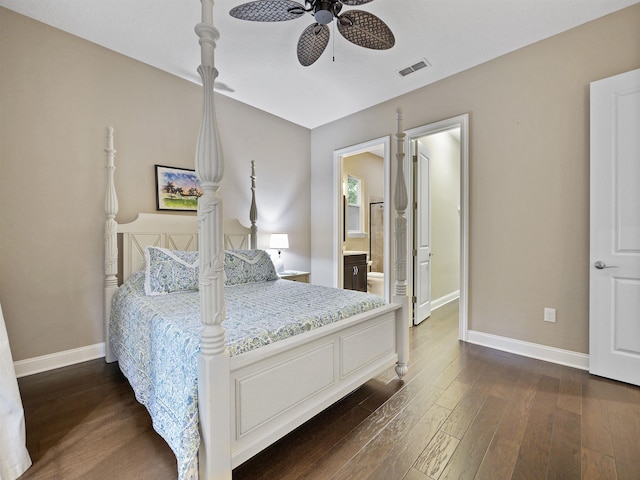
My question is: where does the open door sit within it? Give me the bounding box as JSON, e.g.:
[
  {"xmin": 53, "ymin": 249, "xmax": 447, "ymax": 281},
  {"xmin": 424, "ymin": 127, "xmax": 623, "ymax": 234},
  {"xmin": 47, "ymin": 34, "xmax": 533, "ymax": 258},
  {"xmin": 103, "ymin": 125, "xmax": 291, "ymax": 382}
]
[
  {"xmin": 413, "ymin": 141, "xmax": 431, "ymax": 325},
  {"xmin": 589, "ymin": 68, "xmax": 640, "ymax": 386}
]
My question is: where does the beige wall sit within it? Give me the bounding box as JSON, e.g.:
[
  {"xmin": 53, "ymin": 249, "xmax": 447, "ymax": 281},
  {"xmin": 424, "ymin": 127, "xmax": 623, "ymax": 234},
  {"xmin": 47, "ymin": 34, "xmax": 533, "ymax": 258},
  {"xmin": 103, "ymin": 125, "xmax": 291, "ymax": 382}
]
[
  {"xmin": 311, "ymin": 4, "xmax": 640, "ymax": 354},
  {"xmin": 0, "ymin": 8, "xmax": 311, "ymax": 361}
]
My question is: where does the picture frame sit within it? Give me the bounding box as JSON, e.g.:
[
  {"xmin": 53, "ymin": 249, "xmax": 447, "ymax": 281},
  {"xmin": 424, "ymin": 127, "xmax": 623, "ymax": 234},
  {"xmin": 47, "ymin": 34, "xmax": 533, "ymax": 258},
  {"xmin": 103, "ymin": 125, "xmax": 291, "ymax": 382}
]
[{"xmin": 155, "ymin": 165, "xmax": 202, "ymax": 211}]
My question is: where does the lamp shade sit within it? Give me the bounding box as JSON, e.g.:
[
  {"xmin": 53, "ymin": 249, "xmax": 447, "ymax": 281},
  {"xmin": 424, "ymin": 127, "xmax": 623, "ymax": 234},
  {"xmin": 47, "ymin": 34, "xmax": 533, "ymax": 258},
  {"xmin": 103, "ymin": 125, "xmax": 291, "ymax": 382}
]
[{"xmin": 269, "ymin": 233, "xmax": 289, "ymax": 250}]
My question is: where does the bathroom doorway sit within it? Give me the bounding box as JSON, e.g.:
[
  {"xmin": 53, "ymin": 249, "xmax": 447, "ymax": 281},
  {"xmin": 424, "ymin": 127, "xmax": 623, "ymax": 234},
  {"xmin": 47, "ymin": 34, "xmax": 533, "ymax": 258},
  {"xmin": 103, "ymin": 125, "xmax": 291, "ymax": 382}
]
[{"xmin": 333, "ymin": 137, "xmax": 391, "ymax": 301}]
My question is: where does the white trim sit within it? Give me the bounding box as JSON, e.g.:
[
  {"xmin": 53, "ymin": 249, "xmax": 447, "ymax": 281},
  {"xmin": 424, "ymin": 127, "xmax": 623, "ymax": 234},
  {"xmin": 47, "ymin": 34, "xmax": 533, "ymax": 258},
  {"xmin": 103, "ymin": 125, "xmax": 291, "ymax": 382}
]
[
  {"xmin": 431, "ymin": 290, "xmax": 460, "ymax": 311},
  {"xmin": 467, "ymin": 330, "xmax": 589, "ymax": 371},
  {"xmin": 13, "ymin": 343, "xmax": 105, "ymax": 378}
]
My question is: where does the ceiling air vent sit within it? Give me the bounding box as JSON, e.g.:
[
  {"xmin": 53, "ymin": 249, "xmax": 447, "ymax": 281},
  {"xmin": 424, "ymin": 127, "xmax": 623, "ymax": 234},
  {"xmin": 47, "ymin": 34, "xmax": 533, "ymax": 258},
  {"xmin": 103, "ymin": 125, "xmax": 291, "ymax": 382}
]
[{"xmin": 398, "ymin": 58, "xmax": 431, "ymax": 77}]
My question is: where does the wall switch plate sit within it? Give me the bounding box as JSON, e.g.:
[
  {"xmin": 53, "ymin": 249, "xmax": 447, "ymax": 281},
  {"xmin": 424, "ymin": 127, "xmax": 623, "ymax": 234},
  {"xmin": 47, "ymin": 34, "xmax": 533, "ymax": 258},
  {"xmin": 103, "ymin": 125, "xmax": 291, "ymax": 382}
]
[{"xmin": 544, "ymin": 308, "xmax": 556, "ymax": 323}]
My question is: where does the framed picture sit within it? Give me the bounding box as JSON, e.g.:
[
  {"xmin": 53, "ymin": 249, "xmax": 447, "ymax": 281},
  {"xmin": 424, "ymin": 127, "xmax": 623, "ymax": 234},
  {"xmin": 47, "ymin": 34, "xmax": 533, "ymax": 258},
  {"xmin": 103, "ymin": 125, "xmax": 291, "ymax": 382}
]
[{"xmin": 155, "ymin": 165, "xmax": 202, "ymax": 211}]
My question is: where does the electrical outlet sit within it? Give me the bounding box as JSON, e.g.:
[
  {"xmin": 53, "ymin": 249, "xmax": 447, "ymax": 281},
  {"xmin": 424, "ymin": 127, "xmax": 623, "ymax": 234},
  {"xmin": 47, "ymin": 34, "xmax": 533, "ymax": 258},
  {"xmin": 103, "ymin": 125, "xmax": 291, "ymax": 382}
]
[{"xmin": 544, "ymin": 308, "xmax": 556, "ymax": 323}]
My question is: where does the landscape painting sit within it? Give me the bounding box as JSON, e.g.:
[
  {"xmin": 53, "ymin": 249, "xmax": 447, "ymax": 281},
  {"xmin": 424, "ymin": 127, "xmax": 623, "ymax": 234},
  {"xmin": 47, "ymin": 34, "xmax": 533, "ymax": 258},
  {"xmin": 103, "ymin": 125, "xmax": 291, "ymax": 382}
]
[{"xmin": 155, "ymin": 165, "xmax": 202, "ymax": 211}]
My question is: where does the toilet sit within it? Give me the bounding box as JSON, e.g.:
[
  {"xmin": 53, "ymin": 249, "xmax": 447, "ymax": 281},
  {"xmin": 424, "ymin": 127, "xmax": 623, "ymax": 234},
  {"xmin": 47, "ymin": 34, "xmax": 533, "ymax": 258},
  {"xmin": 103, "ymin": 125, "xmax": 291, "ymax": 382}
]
[{"xmin": 367, "ymin": 271, "xmax": 385, "ymax": 297}]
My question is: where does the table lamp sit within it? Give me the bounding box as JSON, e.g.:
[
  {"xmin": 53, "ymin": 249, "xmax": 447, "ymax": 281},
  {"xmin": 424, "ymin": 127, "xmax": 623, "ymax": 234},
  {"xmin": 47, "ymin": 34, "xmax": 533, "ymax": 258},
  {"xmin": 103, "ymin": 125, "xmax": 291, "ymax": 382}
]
[{"xmin": 269, "ymin": 233, "xmax": 289, "ymax": 273}]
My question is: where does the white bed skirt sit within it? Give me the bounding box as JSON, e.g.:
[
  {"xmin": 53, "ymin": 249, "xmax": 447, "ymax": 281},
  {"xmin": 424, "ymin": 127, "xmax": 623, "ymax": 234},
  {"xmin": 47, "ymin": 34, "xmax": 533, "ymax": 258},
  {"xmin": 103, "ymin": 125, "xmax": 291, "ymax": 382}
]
[{"xmin": 0, "ymin": 304, "xmax": 31, "ymax": 480}]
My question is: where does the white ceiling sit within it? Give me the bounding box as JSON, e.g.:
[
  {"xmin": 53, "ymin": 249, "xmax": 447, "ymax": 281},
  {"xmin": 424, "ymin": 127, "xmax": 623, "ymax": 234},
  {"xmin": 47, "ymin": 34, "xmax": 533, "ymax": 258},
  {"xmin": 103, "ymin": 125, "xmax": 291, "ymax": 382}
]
[{"xmin": 1, "ymin": 0, "xmax": 637, "ymax": 129}]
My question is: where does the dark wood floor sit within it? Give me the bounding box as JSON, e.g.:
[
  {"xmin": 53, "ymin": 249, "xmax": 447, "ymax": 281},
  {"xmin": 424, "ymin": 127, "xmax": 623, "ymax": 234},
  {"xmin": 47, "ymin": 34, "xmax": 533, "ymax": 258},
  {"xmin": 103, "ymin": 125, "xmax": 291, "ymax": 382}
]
[{"xmin": 17, "ymin": 301, "xmax": 640, "ymax": 480}]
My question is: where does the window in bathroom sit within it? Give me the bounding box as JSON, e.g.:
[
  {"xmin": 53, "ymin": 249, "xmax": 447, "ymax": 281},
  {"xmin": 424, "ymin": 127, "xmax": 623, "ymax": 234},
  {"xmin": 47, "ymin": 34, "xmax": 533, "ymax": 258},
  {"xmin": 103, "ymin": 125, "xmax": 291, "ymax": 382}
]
[{"xmin": 347, "ymin": 175, "xmax": 365, "ymax": 237}]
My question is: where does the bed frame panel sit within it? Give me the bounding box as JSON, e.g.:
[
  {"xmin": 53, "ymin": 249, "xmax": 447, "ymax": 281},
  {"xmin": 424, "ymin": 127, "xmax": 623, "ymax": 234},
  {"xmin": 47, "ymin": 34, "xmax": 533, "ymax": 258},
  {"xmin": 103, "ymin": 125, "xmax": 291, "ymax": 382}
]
[
  {"xmin": 103, "ymin": 2, "xmax": 410, "ymax": 478},
  {"xmin": 228, "ymin": 305, "xmax": 399, "ymax": 467}
]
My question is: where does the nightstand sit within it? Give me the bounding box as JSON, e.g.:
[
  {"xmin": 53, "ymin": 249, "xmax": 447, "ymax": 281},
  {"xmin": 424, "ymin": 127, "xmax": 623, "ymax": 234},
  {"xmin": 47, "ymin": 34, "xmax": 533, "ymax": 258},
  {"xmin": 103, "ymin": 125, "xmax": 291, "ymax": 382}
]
[{"xmin": 279, "ymin": 271, "xmax": 310, "ymax": 283}]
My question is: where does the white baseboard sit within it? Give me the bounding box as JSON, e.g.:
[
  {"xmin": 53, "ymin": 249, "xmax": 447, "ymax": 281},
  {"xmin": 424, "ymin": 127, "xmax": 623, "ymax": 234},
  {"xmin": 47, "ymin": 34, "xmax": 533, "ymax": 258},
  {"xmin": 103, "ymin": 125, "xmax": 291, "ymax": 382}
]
[
  {"xmin": 14, "ymin": 343, "xmax": 106, "ymax": 378},
  {"xmin": 13, "ymin": 331, "xmax": 588, "ymax": 377},
  {"xmin": 467, "ymin": 330, "xmax": 589, "ymax": 371},
  {"xmin": 432, "ymin": 290, "xmax": 460, "ymax": 311}
]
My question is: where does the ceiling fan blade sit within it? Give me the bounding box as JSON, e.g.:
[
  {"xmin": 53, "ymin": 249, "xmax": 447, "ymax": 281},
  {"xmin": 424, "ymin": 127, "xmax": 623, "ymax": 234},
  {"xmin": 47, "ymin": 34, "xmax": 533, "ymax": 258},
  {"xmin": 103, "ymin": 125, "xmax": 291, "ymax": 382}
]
[
  {"xmin": 297, "ymin": 23, "xmax": 330, "ymax": 66},
  {"xmin": 337, "ymin": 10, "xmax": 395, "ymax": 50},
  {"xmin": 230, "ymin": 0, "xmax": 305, "ymax": 22},
  {"xmin": 339, "ymin": 0, "xmax": 374, "ymax": 5}
]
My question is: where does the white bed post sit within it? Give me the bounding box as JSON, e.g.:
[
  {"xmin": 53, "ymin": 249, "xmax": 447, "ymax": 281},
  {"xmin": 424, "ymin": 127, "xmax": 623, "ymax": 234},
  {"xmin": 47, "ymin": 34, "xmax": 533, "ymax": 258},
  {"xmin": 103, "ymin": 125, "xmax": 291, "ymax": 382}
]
[
  {"xmin": 249, "ymin": 161, "xmax": 257, "ymax": 249},
  {"xmin": 104, "ymin": 127, "xmax": 118, "ymax": 364},
  {"xmin": 195, "ymin": 1, "xmax": 232, "ymax": 479},
  {"xmin": 393, "ymin": 108, "xmax": 409, "ymax": 379}
]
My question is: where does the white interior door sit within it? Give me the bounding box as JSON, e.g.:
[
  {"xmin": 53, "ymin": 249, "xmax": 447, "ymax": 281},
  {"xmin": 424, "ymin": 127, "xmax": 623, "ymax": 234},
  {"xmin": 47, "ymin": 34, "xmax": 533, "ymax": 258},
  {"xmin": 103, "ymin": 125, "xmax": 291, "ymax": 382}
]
[
  {"xmin": 413, "ymin": 142, "xmax": 431, "ymax": 325},
  {"xmin": 589, "ymin": 68, "xmax": 640, "ymax": 386}
]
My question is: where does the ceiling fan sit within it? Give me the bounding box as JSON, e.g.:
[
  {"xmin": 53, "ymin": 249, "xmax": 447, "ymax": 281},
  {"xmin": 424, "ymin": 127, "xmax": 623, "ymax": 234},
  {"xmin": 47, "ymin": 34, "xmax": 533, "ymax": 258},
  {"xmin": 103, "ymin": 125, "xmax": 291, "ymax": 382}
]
[{"xmin": 229, "ymin": 0, "xmax": 395, "ymax": 66}]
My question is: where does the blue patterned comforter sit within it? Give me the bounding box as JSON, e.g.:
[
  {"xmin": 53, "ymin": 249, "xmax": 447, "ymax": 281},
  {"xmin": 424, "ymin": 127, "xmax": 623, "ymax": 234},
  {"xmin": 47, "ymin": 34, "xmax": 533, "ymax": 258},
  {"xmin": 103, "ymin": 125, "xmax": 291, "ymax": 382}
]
[{"xmin": 110, "ymin": 271, "xmax": 386, "ymax": 479}]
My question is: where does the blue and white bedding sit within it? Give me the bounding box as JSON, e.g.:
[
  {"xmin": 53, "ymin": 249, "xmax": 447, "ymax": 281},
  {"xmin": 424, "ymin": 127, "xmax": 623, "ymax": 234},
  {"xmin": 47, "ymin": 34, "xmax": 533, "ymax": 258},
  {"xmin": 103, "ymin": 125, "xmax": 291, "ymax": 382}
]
[{"xmin": 110, "ymin": 249, "xmax": 386, "ymax": 480}]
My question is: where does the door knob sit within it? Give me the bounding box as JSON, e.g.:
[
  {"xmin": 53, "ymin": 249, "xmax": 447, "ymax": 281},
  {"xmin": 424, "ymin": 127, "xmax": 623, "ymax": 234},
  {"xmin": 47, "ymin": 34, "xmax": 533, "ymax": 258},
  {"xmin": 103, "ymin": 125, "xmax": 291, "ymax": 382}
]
[{"xmin": 594, "ymin": 260, "xmax": 617, "ymax": 269}]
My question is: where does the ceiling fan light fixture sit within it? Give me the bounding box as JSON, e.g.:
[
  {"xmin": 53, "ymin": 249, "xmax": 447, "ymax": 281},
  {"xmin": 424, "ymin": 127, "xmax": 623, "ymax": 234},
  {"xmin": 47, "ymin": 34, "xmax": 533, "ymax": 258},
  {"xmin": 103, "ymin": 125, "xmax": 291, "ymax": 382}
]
[{"xmin": 314, "ymin": 9, "xmax": 333, "ymax": 25}]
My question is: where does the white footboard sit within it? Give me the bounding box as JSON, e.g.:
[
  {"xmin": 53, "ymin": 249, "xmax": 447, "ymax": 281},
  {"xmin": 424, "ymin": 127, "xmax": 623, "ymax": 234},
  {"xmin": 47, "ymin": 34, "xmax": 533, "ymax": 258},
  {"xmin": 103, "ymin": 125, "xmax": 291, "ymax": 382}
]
[{"xmin": 226, "ymin": 303, "xmax": 401, "ymax": 467}]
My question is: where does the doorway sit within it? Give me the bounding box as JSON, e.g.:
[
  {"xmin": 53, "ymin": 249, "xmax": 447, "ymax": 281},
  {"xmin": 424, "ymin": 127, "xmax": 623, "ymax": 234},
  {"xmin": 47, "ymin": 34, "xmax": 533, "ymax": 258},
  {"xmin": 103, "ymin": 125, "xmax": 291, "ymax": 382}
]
[
  {"xmin": 334, "ymin": 137, "xmax": 391, "ymax": 301},
  {"xmin": 405, "ymin": 115, "xmax": 469, "ymax": 338}
]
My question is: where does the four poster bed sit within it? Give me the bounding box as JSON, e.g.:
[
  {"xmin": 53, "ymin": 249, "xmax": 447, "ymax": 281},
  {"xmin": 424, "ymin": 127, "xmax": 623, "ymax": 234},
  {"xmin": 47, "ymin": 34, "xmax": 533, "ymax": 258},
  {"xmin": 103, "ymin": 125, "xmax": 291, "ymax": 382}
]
[{"xmin": 103, "ymin": 2, "xmax": 410, "ymax": 479}]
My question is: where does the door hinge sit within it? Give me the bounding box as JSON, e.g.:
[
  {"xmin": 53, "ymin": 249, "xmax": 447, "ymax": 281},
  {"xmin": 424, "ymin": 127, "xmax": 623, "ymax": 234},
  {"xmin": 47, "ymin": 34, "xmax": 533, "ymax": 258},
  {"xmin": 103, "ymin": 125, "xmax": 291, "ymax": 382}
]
[
  {"xmin": 412, "ymin": 249, "xmax": 417, "ymax": 256},
  {"xmin": 412, "ymin": 296, "xmax": 417, "ymax": 304},
  {"xmin": 412, "ymin": 154, "xmax": 418, "ymax": 163}
]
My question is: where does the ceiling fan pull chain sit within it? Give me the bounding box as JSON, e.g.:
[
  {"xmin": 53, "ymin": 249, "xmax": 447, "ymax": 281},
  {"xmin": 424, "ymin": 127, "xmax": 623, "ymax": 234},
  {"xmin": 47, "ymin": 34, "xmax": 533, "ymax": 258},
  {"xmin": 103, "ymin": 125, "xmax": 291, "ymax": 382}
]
[{"xmin": 332, "ymin": 20, "xmax": 335, "ymax": 62}]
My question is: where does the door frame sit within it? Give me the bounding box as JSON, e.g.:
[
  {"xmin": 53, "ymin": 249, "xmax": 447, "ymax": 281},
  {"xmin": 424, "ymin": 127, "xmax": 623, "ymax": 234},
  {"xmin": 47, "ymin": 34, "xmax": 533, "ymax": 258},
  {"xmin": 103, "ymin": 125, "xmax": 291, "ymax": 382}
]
[
  {"xmin": 405, "ymin": 114, "xmax": 469, "ymax": 340},
  {"xmin": 333, "ymin": 136, "xmax": 391, "ymax": 301}
]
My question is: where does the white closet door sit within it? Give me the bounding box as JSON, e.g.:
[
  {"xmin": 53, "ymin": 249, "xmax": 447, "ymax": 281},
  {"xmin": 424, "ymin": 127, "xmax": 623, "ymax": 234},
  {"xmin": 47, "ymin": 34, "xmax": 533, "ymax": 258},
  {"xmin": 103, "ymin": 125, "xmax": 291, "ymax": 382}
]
[{"xmin": 589, "ymin": 68, "xmax": 640, "ymax": 386}]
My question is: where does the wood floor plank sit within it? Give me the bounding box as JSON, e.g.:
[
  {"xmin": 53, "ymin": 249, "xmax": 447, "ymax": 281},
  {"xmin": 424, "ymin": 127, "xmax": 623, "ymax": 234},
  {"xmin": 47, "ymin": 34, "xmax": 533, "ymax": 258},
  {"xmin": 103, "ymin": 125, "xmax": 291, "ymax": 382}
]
[
  {"xmin": 347, "ymin": 382, "xmax": 427, "ymax": 448},
  {"xmin": 435, "ymin": 380, "xmax": 471, "ymax": 411},
  {"xmin": 474, "ymin": 436, "xmax": 519, "ymax": 480},
  {"xmin": 439, "ymin": 390, "xmax": 487, "ymax": 440},
  {"xmin": 438, "ymin": 395, "xmax": 507, "ymax": 480},
  {"xmin": 556, "ymin": 368, "xmax": 583, "ymax": 415},
  {"xmin": 605, "ymin": 380, "xmax": 640, "ymax": 480},
  {"xmin": 510, "ymin": 375, "xmax": 560, "ymax": 480},
  {"xmin": 295, "ymin": 438, "xmax": 363, "ymax": 480},
  {"xmin": 492, "ymin": 369, "xmax": 540, "ymax": 446},
  {"xmin": 402, "ymin": 467, "xmax": 431, "ymax": 480},
  {"xmin": 581, "ymin": 376, "xmax": 614, "ymax": 457},
  {"xmin": 546, "ymin": 407, "xmax": 581, "ymax": 480},
  {"xmin": 483, "ymin": 350, "xmax": 530, "ymax": 401},
  {"xmin": 581, "ymin": 447, "xmax": 617, "ymax": 480},
  {"xmin": 413, "ymin": 430, "xmax": 460, "ymax": 479},
  {"xmin": 366, "ymin": 403, "xmax": 450, "ymax": 480},
  {"xmin": 331, "ymin": 385, "xmax": 444, "ymax": 480}
]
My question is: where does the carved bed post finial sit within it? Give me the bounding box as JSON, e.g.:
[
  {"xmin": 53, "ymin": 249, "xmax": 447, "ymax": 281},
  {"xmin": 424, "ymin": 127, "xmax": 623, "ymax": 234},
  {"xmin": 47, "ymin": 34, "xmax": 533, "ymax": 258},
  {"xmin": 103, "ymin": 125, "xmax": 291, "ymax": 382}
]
[
  {"xmin": 195, "ymin": 1, "xmax": 232, "ymax": 478},
  {"xmin": 250, "ymin": 161, "xmax": 258, "ymax": 249},
  {"xmin": 394, "ymin": 108, "xmax": 408, "ymax": 295},
  {"xmin": 104, "ymin": 127, "xmax": 118, "ymax": 363},
  {"xmin": 195, "ymin": 0, "xmax": 225, "ymax": 354},
  {"xmin": 393, "ymin": 107, "xmax": 409, "ymax": 379}
]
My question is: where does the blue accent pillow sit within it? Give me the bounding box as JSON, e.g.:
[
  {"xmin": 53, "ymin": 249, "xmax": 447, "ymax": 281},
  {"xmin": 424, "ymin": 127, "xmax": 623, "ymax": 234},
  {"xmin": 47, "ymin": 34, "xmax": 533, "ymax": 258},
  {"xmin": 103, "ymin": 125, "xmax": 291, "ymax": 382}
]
[
  {"xmin": 144, "ymin": 246, "xmax": 199, "ymax": 296},
  {"xmin": 224, "ymin": 250, "xmax": 279, "ymax": 286}
]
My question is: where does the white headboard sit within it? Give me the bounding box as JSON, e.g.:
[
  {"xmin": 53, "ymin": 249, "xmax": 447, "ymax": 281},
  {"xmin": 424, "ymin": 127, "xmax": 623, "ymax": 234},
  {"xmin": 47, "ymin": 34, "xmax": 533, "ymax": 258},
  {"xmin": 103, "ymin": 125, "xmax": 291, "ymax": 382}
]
[{"xmin": 116, "ymin": 213, "xmax": 252, "ymax": 284}]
